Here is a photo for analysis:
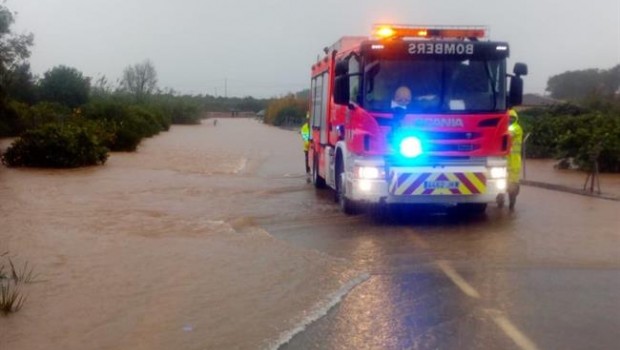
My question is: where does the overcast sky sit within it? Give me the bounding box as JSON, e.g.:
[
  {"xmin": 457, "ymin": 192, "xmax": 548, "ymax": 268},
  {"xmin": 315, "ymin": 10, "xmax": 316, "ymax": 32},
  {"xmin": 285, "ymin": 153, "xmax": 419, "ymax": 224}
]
[{"xmin": 6, "ymin": 0, "xmax": 620, "ymax": 98}]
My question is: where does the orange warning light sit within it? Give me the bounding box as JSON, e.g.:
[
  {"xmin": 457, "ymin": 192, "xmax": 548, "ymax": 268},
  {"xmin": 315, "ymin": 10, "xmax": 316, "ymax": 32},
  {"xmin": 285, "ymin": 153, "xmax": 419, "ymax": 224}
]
[
  {"xmin": 372, "ymin": 24, "xmax": 486, "ymax": 40},
  {"xmin": 375, "ymin": 26, "xmax": 396, "ymax": 38}
]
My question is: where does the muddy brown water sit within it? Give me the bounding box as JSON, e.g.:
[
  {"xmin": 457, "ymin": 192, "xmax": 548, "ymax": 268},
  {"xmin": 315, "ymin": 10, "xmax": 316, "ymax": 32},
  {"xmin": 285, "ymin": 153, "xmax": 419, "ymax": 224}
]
[{"xmin": 0, "ymin": 119, "xmax": 366, "ymax": 350}]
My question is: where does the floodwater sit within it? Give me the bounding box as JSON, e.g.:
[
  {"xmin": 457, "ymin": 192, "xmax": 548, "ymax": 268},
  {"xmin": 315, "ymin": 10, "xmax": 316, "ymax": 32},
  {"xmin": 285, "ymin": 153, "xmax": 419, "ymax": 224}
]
[
  {"xmin": 0, "ymin": 119, "xmax": 367, "ymax": 350},
  {"xmin": 3, "ymin": 118, "xmax": 619, "ymax": 350}
]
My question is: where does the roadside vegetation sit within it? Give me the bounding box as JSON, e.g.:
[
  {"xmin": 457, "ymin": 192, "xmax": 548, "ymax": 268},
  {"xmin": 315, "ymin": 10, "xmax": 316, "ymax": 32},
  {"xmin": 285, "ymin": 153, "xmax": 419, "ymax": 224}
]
[
  {"xmin": 0, "ymin": 253, "xmax": 37, "ymax": 315},
  {"xmin": 0, "ymin": 4, "xmax": 204, "ymax": 168},
  {"xmin": 263, "ymin": 91, "xmax": 308, "ymax": 126},
  {"xmin": 520, "ymin": 65, "xmax": 620, "ymax": 173}
]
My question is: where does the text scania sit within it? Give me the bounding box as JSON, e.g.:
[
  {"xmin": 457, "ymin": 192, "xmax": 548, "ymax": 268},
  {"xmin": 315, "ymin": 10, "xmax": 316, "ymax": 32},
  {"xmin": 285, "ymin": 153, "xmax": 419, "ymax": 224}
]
[
  {"xmin": 415, "ymin": 118, "xmax": 465, "ymax": 128},
  {"xmin": 408, "ymin": 42, "xmax": 474, "ymax": 55}
]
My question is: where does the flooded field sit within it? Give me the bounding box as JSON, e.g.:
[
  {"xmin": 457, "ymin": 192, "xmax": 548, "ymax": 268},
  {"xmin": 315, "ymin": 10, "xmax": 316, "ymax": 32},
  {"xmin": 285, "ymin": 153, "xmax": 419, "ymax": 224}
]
[{"xmin": 0, "ymin": 119, "xmax": 366, "ymax": 350}]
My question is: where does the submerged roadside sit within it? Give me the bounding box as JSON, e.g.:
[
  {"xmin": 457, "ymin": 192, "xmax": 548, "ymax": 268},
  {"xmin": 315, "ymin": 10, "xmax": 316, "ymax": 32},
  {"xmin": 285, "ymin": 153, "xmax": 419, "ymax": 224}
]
[{"xmin": 0, "ymin": 119, "xmax": 365, "ymax": 350}]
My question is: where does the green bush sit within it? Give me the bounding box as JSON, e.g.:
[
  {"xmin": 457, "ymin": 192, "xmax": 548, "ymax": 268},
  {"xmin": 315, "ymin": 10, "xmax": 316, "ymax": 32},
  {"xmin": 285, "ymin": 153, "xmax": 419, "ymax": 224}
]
[
  {"xmin": 0, "ymin": 101, "xmax": 28, "ymax": 136},
  {"xmin": 1, "ymin": 123, "xmax": 109, "ymax": 168},
  {"xmin": 520, "ymin": 112, "xmax": 565, "ymax": 158},
  {"xmin": 265, "ymin": 95, "xmax": 306, "ymax": 126},
  {"xmin": 153, "ymin": 96, "xmax": 201, "ymax": 125},
  {"xmin": 107, "ymin": 121, "xmax": 142, "ymax": 151},
  {"xmin": 145, "ymin": 106, "xmax": 171, "ymax": 131},
  {"xmin": 556, "ymin": 113, "xmax": 620, "ymax": 172},
  {"xmin": 521, "ymin": 108, "xmax": 620, "ymax": 172},
  {"xmin": 81, "ymin": 99, "xmax": 171, "ymax": 151},
  {"xmin": 26, "ymin": 102, "xmax": 72, "ymax": 128}
]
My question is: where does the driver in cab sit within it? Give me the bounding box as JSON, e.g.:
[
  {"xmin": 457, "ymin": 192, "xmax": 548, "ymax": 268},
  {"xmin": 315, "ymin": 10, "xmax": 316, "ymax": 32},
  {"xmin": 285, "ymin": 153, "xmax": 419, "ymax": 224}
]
[{"xmin": 391, "ymin": 86, "xmax": 412, "ymax": 110}]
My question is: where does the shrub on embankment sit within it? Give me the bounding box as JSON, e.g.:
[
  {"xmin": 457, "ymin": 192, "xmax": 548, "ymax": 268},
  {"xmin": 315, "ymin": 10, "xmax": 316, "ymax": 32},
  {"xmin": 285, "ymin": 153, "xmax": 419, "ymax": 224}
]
[
  {"xmin": 520, "ymin": 100, "xmax": 620, "ymax": 172},
  {"xmin": 1, "ymin": 123, "xmax": 109, "ymax": 168},
  {"xmin": 153, "ymin": 95, "xmax": 202, "ymax": 125},
  {"xmin": 82, "ymin": 98, "xmax": 171, "ymax": 151},
  {"xmin": 264, "ymin": 94, "xmax": 307, "ymax": 126},
  {"xmin": 1, "ymin": 94, "xmax": 203, "ymax": 166}
]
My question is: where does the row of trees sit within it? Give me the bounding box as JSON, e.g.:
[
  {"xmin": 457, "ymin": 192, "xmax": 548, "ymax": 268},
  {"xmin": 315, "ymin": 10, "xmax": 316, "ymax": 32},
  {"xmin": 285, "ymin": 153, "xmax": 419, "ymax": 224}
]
[
  {"xmin": 520, "ymin": 97, "xmax": 620, "ymax": 173},
  {"xmin": 528, "ymin": 65, "xmax": 620, "ymax": 173},
  {"xmin": 263, "ymin": 93, "xmax": 307, "ymax": 126},
  {"xmin": 0, "ymin": 4, "xmax": 202, "ymax": 168},
  {"xmin": 546, "ymin": 65, "xmax": 619, "ymax": 101}
]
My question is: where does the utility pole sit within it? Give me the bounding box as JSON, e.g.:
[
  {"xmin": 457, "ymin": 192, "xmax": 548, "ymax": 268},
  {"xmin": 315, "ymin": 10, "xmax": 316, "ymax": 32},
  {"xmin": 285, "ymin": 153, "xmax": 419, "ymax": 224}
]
[{"xmin": 224, "ymin": 78, "xmax": 227, "ymax": 98}]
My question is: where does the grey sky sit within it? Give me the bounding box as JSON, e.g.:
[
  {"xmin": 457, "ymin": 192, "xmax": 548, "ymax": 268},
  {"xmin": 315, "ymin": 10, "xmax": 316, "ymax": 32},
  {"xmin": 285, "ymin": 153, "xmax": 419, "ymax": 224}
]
[{"xmin": 6, "ymin": 0, "xmax": 620, "ymax": 98}]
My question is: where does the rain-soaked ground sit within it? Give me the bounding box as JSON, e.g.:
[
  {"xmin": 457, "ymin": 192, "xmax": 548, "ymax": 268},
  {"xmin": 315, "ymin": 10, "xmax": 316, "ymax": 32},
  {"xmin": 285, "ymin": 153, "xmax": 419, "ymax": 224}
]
[{"xmin": 1, "ymin": 118, "xmax": 619, "ymax": 350}]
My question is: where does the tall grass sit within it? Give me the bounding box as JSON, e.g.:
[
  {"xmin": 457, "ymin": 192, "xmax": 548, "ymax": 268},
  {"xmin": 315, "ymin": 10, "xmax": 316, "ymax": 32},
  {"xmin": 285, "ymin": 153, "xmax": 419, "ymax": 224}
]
[
  {"xmin": 0, "ymin": 281, "xmax": 26, "ymax": 315},
  {"xmin": 0, "ymin": 255, "xmax": 37, "ymax": 315}
]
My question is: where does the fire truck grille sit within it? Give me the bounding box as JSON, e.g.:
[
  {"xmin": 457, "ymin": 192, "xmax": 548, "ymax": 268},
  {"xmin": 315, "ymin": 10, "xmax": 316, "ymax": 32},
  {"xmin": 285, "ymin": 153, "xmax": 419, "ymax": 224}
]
[
  {"xmin": 427, "ymin": 144, "xmax": 480, "ymax": 152},
  {"xmin": 424, "ymin": 131, "xmax": 481, "ymax": 140}
]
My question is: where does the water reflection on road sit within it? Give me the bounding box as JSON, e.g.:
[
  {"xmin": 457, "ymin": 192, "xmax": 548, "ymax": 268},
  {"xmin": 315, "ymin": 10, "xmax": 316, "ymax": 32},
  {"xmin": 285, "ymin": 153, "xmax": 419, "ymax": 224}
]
[{"xmin": 1, "ymin": 119, "xmax": 619, "ymax": 350}]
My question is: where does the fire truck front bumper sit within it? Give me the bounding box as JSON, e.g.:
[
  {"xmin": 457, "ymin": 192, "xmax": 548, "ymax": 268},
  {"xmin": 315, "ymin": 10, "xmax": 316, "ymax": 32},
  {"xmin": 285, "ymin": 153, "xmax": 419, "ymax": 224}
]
[{"xmin": 346, "ymin": 165, "xmax": 508, "ymax": 205}]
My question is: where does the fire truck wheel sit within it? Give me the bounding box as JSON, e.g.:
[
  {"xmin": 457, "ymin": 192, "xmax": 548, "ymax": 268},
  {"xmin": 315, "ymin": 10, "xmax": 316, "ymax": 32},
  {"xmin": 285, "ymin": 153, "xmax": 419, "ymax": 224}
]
[
  {"xmin": 312, "ymin": 156, "xmax": 326, "ymax": 189},
  {"xmin": 338, "ymin": 171, "xmax": 359, "ymax": 215}
]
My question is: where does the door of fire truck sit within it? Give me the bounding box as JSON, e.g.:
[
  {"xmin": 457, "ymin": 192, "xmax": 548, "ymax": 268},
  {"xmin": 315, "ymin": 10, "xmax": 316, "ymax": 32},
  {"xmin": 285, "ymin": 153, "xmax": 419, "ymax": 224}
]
[{"xmin": 309, "ymin": 70, "xmax": 330, "ymax": 188}]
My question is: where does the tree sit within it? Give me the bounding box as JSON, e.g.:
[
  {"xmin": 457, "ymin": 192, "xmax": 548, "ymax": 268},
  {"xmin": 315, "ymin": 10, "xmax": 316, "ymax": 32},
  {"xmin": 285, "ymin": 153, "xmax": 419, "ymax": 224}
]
[
  {"xmin": 0, "ymin": 3, "xmax": 34, "ymax": 135},
  {"xmin": 120, "ymin": 60, "xmax": 158, "ymax": 102},
  {"xmin": 0, "ymin": 4, "xmax": 34, "ymax": 100},
  {"xmin": 90, "ymin": 74, "xmax": 114, "ymax": 97},
  {"xmin": 546, "ymin": 65, "xmax": 620, "ymax": 101},
  {"xmin": 39, "ymin": 65, "xmax": 91, "ymax": 108},
  {"xmin": 1, "ymin": 5, "xmax": 33, "ymax": 98},
  {"xmin": 5, "ymin": 62, "xmax": 36, "ymax": 104},
  {"xmin": 265, "ymin": 94, "xmax": 306, "ymax": 126}
]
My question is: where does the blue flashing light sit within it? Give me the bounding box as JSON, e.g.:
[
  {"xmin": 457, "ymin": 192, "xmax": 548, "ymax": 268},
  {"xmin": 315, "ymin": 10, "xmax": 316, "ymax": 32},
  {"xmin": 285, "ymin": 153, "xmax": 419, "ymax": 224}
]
[{"xmin": 400, "ymin": 136, "xmax": 423, "ymax": 158}]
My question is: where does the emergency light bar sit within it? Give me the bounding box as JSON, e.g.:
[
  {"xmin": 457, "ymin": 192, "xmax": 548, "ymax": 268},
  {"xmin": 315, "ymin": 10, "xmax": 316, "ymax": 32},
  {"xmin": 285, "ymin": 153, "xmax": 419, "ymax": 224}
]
[{"xmin": 373, "ymin": 24, "xmax": 487, "ymax": 40}]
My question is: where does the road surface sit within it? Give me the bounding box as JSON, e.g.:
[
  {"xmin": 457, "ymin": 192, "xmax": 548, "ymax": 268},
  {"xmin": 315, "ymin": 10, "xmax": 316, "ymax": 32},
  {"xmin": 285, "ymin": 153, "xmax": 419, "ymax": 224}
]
[{"xmin": 1, "ymin": 118, "xmax": 618, "ymax": 350}]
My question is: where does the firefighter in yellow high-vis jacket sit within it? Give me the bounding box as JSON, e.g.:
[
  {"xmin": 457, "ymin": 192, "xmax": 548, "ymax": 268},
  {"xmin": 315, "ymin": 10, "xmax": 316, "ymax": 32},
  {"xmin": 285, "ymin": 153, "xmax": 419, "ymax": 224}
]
[
  {"xmin": 300, "ymin": 113, "xmax": 310, "ymax": 180},
  {"xmin": 507, "ymin": 108, "xmax": 523, "ymax": 210}
]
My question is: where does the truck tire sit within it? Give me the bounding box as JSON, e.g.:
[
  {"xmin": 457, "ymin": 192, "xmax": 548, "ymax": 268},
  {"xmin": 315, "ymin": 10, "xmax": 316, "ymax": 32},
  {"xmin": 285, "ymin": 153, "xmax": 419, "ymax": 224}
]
[
  {"xmin": 312, "ymin": 156, "xmax": 326, "ymax": 189},
  {"xmin": 337, "ymin": 166, "xmax": 359, "ymax": 215}
]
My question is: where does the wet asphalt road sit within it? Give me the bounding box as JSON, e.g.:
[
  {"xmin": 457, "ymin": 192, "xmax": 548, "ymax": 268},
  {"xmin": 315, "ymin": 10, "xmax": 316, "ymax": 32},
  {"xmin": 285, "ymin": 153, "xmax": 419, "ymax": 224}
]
[{"xmin": 258, "ymin": 181, "xmax": 620, "ymax": 350}]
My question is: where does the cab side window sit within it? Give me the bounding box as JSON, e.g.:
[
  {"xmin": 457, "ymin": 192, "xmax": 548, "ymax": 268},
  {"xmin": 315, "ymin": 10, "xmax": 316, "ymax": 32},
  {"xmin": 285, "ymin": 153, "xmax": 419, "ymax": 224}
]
[{"xmin": 348, "ymin": 55, "xmax": 361, "ymax": 104}]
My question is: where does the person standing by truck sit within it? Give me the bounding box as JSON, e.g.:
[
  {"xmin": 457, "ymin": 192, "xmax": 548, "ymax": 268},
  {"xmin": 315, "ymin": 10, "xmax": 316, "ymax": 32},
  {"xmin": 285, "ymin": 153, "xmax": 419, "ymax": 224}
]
[
  {"xmin": 507, "ymin": 108, "xmax": 523, "ymax": 210},
  {"xmin": 300, "ymin": 113, "xmax": 310, "ymax": 181}
]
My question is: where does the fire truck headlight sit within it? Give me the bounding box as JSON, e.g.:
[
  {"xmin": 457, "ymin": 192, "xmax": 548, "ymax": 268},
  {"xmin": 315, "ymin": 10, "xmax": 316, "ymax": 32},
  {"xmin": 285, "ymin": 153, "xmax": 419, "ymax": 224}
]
[
  {"xmin": 355, "ymin": 166, "xmax": 383, "ymax": 179},
  {"xmin": 496, "ymin": 179, "xmax": 507, "ymax": 191},
  {"xmin": 358, "ymin": 180, "xmax": 372, "ymax": 192},
  {"xmin": 490, "ymin": 167, "xmax": 507, "ymax": 179},
  {"xmin": 400, "ymin": 136, "xmax": 423, "ymax": 158}
]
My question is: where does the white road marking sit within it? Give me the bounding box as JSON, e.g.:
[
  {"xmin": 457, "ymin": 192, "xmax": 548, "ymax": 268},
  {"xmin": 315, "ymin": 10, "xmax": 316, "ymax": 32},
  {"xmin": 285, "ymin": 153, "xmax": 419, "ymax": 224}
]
[
  {"xmin": 270, "ymin": 272, "xmax": 371, "ymax": 350},
  {"xmin": 435, "ymin": 260, "xmax": 481, "ymax": 299},
  {"xmin": 395, "ymin": 230, "xmax": 538, "ymax": 350},
  {"xmin": 489, "ymin": 311, "xmax": 540, "ymax": 350}
]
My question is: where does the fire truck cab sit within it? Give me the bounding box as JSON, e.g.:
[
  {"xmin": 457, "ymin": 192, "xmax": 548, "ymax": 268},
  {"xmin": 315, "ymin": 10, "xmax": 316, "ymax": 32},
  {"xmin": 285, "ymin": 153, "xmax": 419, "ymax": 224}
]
[{"xmin": 308, "ymin": 25, "xmax": 528, "ymax": 214}]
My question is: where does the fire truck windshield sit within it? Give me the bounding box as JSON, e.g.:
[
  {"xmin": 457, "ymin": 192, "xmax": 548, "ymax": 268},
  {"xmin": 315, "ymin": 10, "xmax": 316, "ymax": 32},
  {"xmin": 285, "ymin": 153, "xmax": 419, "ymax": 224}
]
[{"xmin": 362, "ymin": 58, "xmax": 506, "ymax": 114}]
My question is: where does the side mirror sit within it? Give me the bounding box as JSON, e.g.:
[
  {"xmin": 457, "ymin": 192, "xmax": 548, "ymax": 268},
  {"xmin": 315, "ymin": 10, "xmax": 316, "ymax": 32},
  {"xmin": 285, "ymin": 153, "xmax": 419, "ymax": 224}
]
[
  {"xmin": 508, "ymin": 75, "xmax": 524, "ymax": 107},
  {"xmin": 513, "ymin": 62, "xmax": 528, "ymax": 76},
  {"xmin": 334, "ymin": 75, "xmax": 350, "ymax": 105}
]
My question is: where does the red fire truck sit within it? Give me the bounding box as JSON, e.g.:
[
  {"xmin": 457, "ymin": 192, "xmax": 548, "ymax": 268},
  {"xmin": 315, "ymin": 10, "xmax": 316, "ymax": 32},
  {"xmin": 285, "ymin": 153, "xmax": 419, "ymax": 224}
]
[{"xmin": 307, "ymin": 24, "xmax": 528, "ymax": 214}]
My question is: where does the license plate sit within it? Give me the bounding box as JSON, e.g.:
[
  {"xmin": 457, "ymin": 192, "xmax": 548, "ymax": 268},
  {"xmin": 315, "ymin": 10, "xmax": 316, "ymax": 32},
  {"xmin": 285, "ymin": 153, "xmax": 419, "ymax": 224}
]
[{"xmin": 424, "ymin": 180, "xmax": 460, "ymax": 189}]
